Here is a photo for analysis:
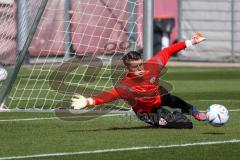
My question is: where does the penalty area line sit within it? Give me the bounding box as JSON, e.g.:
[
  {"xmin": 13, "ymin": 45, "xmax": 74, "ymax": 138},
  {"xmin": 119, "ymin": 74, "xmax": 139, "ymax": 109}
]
[{"xmin": 0, "ymin": 139, "xmax": 240, "ymax": 160}]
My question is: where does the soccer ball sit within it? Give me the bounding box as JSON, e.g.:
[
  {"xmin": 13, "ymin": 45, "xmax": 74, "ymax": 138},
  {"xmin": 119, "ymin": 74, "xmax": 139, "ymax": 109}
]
[
  {"xmin": 206, "ymin": 104, "xmax": 229, "ymax": 127},
  {"xmin": 0, "ymin": 67, "xmax": 8, "ymax": 81}
]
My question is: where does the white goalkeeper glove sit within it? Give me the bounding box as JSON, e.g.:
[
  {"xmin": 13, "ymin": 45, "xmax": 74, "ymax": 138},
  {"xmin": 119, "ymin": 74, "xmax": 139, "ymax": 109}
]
[
  {"xmin": 191, "ymin": 32, "xmax": 206, "ymax": 44},
  {"xmin": 185, "ymin": 32, "xmax": 206, "ymax": 47},
  {"xmin": 71, "ymin": 94, "xmax": 94, "ymax": 109}
]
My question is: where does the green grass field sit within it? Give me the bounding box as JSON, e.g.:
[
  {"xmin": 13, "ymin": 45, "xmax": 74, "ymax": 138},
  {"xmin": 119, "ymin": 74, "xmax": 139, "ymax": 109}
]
[{"xmin": 0, "ymin": 66, "xmax": 240, "ymax": 160}]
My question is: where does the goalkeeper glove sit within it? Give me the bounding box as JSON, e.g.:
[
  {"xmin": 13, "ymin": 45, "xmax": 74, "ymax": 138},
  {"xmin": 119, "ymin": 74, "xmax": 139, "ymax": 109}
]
[
  {"xmin": 71, "ymin": 94, "xmax": 94, "ymax": 109},
  {"xmin": 191, "ymin": 32, "xmax": 206, "ymax": 45},
  {"xmin": 185, "ymin": 32, "xmax": 206, "ymax": 47}
]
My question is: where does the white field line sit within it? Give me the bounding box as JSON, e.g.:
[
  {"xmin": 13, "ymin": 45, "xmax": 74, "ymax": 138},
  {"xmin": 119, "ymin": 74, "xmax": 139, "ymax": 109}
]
[
  {"xmin": 189, "ymin": 99, "xmax": 240, "ymax": 102},
  {"xmin": 229, "ymin": 109, "xmax": 240, "ymax": 112},
  {"xmin": 202, "ymin": 109, "xmax": 240, "ymax": 112},
  {"xmin": 0, "ymin": 139, "xmax": 240, "ymax": 160}
]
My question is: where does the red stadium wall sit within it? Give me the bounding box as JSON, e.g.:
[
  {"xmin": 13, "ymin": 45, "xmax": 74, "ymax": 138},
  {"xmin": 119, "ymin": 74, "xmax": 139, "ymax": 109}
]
[
  {"xmin": 29, "ymin": 0, "xmax": 65, "ymax": 57},
  {"xmin": 70, "ymin": 0, "xmax": 130, "ymax": 55},
  {"xmin": 0, "ymin": 2, "xmax": 17, "ymax": 64}
]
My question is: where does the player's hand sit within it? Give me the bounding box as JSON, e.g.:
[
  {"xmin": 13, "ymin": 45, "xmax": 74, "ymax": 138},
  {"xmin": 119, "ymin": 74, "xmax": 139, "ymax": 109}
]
[
  {"xmin": 71, "ymin": 94, "xmax": 90, "ymax": 109},
  {"xmin": 191, "ymin": 33, "xmax": 206, "ymax": 45}
]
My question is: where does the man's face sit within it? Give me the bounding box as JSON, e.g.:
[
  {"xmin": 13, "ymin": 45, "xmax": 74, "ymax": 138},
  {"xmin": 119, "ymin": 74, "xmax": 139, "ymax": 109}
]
[{"xmin": 126, "ymin": 59, "xmax": 144, "ymax": 77}]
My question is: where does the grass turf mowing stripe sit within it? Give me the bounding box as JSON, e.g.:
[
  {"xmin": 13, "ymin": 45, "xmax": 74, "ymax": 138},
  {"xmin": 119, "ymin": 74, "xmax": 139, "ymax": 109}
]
[
  {"xmin": 0, "ymin": 113, "xmax": 127, "ymax": 122},
  {"xmin": 1, "ymin": 109, "xmax": 239, "ymax": 122},
  {"xmin": 0, "ymin": 139, "xmax": 240, "ymax": 160}
]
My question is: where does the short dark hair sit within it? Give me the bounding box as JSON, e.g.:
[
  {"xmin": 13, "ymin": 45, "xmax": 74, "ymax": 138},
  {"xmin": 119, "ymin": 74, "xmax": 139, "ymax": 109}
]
[{"xmin": 122, "ymin": 51, "xmax": 141, "ymax": 66}]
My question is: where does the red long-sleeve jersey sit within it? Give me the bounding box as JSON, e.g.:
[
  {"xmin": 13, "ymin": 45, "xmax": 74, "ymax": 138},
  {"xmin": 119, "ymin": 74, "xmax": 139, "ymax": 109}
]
[{"xmin": 92, "ymin": 41, "xmax": 187, "ymax": 113}]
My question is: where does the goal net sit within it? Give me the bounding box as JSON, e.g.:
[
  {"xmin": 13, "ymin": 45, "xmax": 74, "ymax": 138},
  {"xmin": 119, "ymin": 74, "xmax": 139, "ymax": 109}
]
[{"xmin": 0, "ymin": 0, "xmax": 144, "ymax": 114}]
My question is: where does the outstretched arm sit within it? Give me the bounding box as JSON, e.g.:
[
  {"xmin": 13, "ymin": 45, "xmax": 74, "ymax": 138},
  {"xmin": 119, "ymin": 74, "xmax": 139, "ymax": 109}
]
[
  {"xmin": 149, "ymin": 33, "xmax": 206, "ymax": 66},
  {"xmin": 92, "ymin": 88, "xmax": 120, "ymax": 105},
  {"xmin": 71, "ymin": 88, "xmax": 120, "ymax": 109}
]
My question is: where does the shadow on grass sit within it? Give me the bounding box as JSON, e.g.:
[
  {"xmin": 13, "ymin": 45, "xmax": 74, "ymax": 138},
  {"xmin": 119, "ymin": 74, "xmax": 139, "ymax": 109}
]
[
  {"xmin": 201, "ymin": 132, "xmax": 225, "ymax": 135},
  {"xmin": 67, "ymin": 126, "xmax": 154, "ymax": 132},
  {"xmin": 67, "ymin": 124, "xmax": 194, "ymax": 132}
]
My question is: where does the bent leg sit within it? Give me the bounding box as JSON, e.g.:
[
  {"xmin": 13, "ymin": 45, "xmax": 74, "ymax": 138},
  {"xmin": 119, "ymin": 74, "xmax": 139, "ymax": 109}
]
[
  {"xmin": 160, "ymin": 94, "xmax": 206, "ymax": 121},
  {"xmin": 161, "ymin": 94, "xmax": 194, "ymax": 114}
]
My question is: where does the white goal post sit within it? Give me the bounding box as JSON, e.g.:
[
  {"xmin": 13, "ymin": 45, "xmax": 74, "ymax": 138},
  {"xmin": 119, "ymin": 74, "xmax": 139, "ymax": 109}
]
[{"xmin": 0, "ymin": 0, "xmax": 154, "ymax": 114}]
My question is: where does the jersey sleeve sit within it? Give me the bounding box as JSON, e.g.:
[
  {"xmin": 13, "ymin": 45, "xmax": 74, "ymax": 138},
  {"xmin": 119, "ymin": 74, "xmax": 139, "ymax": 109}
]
[
  {"xmin": 148, "ymin": 41, "xmax": 187, "ymax": 66},
  {"xmin": 92, "ymin": 88, "xmax": 121, "ymax": 105}
]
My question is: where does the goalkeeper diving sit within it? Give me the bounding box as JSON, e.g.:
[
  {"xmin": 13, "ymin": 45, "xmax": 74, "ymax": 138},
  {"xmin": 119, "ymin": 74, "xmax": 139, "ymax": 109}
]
[{"xmin": 72, "ymin": 33, "xmax": 206, "ymax": 128}]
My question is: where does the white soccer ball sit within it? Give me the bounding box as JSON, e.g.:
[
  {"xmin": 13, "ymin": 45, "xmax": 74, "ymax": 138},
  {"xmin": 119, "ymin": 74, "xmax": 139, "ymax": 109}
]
[
  {"xmin": 206, "ymin": 104, "xmax": 229, "ymax": 127},
  {"xmin": 0, "ymin": 67, "xmax": 8, "ymax": 81}
]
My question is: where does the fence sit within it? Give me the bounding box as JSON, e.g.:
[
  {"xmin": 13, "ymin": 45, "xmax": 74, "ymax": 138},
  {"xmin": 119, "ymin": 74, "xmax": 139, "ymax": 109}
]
[{"xmin": 178, "ymin": 0, "xmax": 240, "ymax": 62}]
